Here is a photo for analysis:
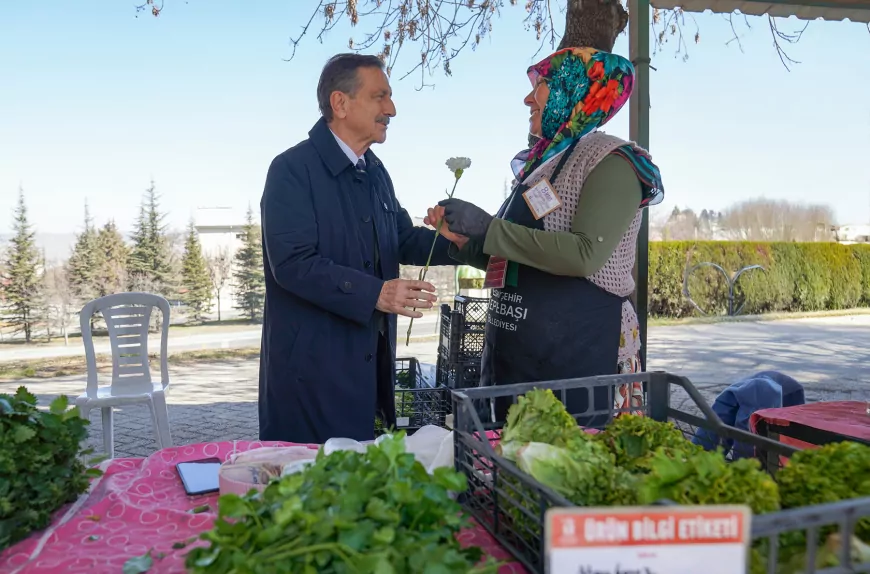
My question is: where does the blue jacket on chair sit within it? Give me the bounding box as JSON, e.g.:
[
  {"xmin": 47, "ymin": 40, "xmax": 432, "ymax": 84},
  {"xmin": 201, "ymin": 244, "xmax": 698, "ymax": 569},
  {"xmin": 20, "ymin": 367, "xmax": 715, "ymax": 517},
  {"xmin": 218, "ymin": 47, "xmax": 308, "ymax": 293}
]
[{"xmin": 692, "ymin": 371, "xmax": 805, "ymax": 458}]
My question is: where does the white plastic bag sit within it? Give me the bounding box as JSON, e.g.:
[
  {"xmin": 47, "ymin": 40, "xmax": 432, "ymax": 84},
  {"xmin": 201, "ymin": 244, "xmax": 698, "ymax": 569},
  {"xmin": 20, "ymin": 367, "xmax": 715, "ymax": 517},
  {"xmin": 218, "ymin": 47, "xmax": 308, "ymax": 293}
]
[
  {"xmin": 404, "ymin": 425, "xmax": 454, "ymax": 473},
  {"xmin": 219, "ymin": 446, "xmax": 318, "ymax": 495}
]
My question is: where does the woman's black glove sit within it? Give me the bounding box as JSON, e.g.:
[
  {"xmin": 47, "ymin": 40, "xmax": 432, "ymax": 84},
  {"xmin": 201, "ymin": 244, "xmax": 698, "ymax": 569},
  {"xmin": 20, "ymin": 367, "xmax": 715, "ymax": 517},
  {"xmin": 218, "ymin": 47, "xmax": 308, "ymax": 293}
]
[{"xmin": 437, "ymin": 198, "xmax": 493, "ymax": 242}]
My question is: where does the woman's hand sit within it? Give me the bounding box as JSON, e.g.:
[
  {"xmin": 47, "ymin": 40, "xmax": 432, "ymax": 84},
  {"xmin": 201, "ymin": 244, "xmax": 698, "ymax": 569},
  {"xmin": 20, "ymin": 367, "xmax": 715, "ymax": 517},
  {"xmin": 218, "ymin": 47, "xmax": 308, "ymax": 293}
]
[
  {"xmin": 425, "ymin": 205, "xmax": 469, "ymax": 249},
  {"xmin": 437, "ymin": 198, "xmax": 493, "ymax": 242}
]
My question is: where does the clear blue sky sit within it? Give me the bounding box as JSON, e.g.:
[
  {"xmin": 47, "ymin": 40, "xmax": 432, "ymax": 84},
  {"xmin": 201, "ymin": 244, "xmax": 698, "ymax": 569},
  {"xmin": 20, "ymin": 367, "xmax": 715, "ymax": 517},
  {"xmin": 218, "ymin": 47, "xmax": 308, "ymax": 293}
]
[{"xmin": 1, "ymin": 1, "xmax": 868, "ymax": 235}]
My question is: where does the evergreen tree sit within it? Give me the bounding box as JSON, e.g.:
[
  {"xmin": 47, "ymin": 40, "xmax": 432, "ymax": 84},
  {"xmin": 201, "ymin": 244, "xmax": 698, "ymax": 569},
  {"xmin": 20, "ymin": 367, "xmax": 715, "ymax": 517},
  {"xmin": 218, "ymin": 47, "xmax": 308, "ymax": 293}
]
[
  {"xmin": 97, "ymin": 220, "xmax": 130, "ymax": 296},
  {"xmin": 66, "ymin": 201, "xmax": 102, "ymax": 303},
  {"xmin": 127, "ymin": 180, "xmax": 172, "ymax": 295},
  {"xmin": 1, "ymin": 189, "xmax": 42, "ymax": 343},
  {"xmin": 232, "ymin": 206, "xmax": 265, "ymax": 322},
  {"xmin": 180, "ymin": 220, "xmax": 212, "ymax": 321}
]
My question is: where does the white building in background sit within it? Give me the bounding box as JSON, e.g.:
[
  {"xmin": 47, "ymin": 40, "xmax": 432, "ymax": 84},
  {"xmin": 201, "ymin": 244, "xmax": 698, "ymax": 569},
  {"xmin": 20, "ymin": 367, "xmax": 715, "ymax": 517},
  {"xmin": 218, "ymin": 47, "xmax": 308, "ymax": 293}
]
[
  {"xmin": 194, "ymin": 207, "xmax": 247, "ymax": 320},
  {"xmin": 833, "ymin": 224, "xmax": 870, "ymax": 245}
]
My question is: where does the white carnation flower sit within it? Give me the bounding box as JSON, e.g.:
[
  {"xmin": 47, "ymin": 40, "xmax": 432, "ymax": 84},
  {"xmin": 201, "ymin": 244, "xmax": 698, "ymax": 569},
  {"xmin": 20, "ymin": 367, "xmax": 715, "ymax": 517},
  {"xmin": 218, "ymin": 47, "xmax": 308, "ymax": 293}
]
[{"xmin": 445, "ymin": 157, "xmax": 472, "ymax": 175}]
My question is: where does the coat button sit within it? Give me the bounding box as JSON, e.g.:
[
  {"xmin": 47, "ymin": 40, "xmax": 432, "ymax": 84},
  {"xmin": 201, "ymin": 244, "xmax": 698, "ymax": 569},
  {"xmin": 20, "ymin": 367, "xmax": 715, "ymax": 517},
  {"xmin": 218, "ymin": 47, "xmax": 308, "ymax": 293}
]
[
  {"xmin": 364, "ymin": 261, "xmax": 372, "ymax": 268},
  {"xmin": 362, "ymin": 215, "xmax": 371, "ymax": 223},
  {"xmin": 383, "ymin": 202, "xmax": 388, "ymax": 210},
  {"xmin": 343, "ymin": 281, "xmax": 352, "ymax": 290},
  {"xmin": 365, "ymin": 353, "xmax": 373, "ymax": 362}
]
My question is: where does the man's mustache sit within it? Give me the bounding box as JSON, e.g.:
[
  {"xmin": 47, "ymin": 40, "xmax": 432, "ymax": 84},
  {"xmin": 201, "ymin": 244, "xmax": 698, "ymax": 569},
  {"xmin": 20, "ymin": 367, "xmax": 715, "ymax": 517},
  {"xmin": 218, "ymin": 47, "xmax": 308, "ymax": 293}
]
[{"xmin": 376, "ymin": 116, "xmax": 390, "ymax": 126}]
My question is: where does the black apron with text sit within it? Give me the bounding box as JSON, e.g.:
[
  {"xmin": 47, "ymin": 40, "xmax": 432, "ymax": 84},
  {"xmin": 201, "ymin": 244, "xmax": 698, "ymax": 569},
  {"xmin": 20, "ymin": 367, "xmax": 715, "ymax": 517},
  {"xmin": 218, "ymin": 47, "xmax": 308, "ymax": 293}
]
[{"xmin": 481, "ymin": 142, "xmax": 628, "ymax": 426}]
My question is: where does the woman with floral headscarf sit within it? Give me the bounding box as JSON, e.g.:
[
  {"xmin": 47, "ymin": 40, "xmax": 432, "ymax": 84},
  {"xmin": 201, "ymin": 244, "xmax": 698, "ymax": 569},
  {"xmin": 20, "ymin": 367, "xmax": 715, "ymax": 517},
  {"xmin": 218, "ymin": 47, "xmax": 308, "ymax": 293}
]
[{"xmin": 426, "ymin": 47, "xmax": 664, "ymax": 422}]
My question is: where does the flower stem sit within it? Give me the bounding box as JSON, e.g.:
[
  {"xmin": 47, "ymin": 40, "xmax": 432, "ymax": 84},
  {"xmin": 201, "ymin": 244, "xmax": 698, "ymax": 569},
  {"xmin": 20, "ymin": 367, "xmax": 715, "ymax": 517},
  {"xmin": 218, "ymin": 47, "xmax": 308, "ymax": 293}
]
[{"xmin": 405, "ymin": 177, "xmax": 460, "ymax": 346}]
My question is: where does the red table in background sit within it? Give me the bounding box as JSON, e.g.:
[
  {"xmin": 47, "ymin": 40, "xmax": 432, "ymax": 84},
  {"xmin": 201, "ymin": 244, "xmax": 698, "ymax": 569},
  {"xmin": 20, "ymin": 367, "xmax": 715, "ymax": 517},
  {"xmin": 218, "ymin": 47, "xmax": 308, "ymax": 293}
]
[
  {"xmin": 750, "ymin": 400, "xmax": 870, "ymax": 451},
  {"xmin": 0, "ymin": 441, "xmax": 525, "ymax": 574}
]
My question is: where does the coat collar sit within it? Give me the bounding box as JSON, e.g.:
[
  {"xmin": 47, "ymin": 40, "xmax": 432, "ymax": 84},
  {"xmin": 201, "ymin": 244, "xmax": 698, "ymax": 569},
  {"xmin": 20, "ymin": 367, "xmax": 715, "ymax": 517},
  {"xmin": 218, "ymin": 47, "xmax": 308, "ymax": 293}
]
[{"xmin": 309, "ymin": 117, "xmax": 383, "ymax": 177}]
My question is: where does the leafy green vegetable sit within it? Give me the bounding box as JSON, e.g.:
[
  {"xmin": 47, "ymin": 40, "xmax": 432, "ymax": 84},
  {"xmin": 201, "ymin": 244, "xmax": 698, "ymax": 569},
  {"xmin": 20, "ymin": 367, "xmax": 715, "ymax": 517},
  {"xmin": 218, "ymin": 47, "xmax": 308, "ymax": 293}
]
[
  {"xmin": 638, "ymin": 448, "xmax": 780, "ymax": 514},
  {"xmin": 498, "ymin": 388, "xmax": 582, "ymax": 459},
  {"xmin": 778, "ymin": 441, "xmax": 870, "ymax": 534},
  {"xmin": 775, "ymin": 440, "xmax": 870, "ymax": 554},
  {"xmin": 186, "ymin": 433, "xmax": 498, "ymax": 573},
  {"xmin": 395, "ymin": 369, "xmax": 415, "ymax": 390},
  {"xmin": 594, "ymin": 414, "xmax": 701, "ymax": 472},
  {"xmin": 0, "ymin": 386, "xmax": 100, "ymax": 550},
  {"xmin": 375, "ymin": 369, "xmax": 418, "ymax": 434},
  {"xmin": 122, "ymin": 549, "xmax": 154, "ymax": 574},
  {"xmin": 516, "ymin": 442, "xmax": 637, "ymax": 507}
]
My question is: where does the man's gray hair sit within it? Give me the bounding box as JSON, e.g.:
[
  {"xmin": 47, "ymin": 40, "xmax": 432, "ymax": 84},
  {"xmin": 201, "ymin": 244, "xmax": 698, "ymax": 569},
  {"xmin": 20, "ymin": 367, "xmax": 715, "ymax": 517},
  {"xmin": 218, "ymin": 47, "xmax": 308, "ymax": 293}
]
[{"xmin": 317, "ymin": 53, "xmax": 385, "ymax": 121}]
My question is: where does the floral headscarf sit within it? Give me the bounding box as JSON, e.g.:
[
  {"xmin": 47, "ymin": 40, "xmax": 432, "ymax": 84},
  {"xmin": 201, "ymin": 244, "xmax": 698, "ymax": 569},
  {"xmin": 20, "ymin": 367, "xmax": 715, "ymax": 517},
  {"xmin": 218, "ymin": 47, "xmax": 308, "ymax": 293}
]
[{"xmin": 512, "ymin": 47, "xmax": 664, "ymax": 207}]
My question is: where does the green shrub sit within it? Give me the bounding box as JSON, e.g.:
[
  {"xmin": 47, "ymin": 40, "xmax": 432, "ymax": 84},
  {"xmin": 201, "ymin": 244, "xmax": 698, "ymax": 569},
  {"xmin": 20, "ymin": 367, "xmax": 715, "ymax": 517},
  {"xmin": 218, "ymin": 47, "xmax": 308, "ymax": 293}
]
[
  {"xmin": 852, "ymin": 245, "xmax": 870, "ymax": 305},
  {"xmin": 647, "ymin": 241, "xmax": 870, "ymax": 318}
]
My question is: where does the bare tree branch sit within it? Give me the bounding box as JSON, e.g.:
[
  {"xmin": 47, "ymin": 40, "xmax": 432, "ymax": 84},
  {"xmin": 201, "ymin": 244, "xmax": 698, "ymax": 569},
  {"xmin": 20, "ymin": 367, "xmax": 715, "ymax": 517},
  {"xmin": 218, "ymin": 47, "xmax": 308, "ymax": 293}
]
[
  {"xmin": 723, "ymin": 12, "xmax": 751, "ymax": 53},
  {"xmin": 136, "ymin": 0, "xmax": 164, "ymax": 18},
  {"xmin": 652, "ymin": 7, "xmax": 700, "ymax": 62},
  {"xmin": 767, "ymin": 15, "xmax": 808, "ymax": 71},
  {"xmin": 721, "ymin": 199, "xmax": 835, "ymax": 242},
  {"xmin": 653, "ymin": 7, "xmax": 809, "ymax": 71},
  {"xmin": 138, "ymin": 0, "xmax": 829, "ymax": 82}
]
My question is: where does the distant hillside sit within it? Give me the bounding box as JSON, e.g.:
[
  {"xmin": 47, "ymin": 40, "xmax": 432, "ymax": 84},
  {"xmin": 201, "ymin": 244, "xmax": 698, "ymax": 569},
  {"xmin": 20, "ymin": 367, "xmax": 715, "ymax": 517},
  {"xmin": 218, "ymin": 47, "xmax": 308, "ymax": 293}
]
[{"xmin": 0, "ymin": 232, "xmax": 78, "ymax": 264}]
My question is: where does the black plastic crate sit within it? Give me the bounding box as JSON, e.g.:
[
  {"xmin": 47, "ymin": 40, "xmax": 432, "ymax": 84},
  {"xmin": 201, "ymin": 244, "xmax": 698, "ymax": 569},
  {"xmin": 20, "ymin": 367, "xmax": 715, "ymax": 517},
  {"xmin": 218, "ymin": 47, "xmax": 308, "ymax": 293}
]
[
  {"xmin": 454, "ymin": 295, "xmax": 488, "ymax": 326},
  {"xmin": 436, "ymin": 350, "xmax": 481, "ymax": 390},
  {"xmin": 395, "ymin": 357, "xmax": 425, "ymax": 389},
  {"xmin": 378, "ymin": 357, "xmax": 450, "ymax": 436},
  {"xmin": 451, "ymin": 372, "xmax": 870, "ymax": 574},
  {"xmin": 439, "ymin": 307, "xmax": 485, "ymax": 362},
  {"xmin": 393, "ymin": 384, "xmax": 450, "ymax": 433}
]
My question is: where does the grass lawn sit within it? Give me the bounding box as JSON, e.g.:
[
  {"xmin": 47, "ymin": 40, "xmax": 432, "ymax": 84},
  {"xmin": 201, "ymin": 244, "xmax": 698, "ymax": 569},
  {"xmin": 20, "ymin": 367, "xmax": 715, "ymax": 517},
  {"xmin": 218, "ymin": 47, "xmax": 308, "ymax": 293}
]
[
  {"xmin": 0, "ymin": 319, "xmax": 260, "ymax": 349},
  {"xmin": 647, "ymin": 307, "xmax": 870, "ymax": 327},
  {"xmin": 0, "ymin": 347, "xmax": 261, "ymax": 382}
]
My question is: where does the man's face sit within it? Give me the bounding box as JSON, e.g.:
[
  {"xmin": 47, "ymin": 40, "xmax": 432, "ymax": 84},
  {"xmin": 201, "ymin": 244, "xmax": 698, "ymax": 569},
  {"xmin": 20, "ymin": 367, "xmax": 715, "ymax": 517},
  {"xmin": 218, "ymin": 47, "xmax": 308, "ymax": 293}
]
[{"xmin": 333, "ymin": 66, "xmax": 396, "ymax": 145}]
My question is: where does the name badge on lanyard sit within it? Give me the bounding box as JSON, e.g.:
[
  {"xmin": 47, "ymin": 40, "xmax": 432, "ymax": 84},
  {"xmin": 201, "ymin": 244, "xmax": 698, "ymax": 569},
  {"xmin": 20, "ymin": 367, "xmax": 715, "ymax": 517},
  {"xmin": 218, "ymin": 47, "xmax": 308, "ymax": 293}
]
[{"xmin": 522, "ymin": 178, "xmax": 562, "ymax": 220}]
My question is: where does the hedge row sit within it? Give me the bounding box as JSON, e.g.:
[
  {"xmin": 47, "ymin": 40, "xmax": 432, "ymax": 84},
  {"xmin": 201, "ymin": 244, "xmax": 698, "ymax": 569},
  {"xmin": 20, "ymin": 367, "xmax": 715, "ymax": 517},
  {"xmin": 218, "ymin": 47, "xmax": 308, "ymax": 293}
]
[
  {"xmin": 455, "ymin": 242, "xmax": 870, "ymax": 318},
  {"xmin": 649, "ymin": 241, "xmax": 870, "ymax": 318}
]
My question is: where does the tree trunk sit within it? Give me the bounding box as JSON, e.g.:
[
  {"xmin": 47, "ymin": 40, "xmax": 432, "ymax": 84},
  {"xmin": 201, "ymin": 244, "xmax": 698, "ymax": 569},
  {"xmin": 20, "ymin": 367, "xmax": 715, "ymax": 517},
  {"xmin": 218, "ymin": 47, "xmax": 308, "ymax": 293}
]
[
  {"xmin": 216, "ymin": 290, "xmax": 222, "ymax": 322},
  {"xmin": 559, "ymin": 0, "xmax": 629, "ymax": 53}
]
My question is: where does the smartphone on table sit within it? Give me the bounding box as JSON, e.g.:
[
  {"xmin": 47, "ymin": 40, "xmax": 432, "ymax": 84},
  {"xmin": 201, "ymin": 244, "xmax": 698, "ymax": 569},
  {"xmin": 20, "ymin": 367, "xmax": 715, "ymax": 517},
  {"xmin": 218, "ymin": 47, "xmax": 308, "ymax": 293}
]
[{"xmin": 176, "ymin": 457, "xmax": 221, "ymax": 496}]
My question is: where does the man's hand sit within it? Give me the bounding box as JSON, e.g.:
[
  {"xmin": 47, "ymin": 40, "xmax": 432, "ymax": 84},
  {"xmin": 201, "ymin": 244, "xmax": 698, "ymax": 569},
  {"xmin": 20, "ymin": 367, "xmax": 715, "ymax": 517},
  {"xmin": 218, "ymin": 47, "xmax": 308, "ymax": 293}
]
[
  {"xmin": 437, "ymin": 198, "xmax": 493, "ymax": 242},
  {"xmin": 425, "ymin": 206, "xmax": 469, "ymax": 249},
  {"xmin": 376, "ymin": 279, "xmax": 437, "ymax": 319}
]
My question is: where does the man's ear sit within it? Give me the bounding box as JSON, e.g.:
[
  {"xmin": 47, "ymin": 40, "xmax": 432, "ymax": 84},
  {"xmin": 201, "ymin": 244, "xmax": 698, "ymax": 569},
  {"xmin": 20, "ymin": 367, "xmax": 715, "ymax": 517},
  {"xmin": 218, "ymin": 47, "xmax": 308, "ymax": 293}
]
[{"xmin": 329, "ymin": 91, "xmax": 348, "ymax": 120}]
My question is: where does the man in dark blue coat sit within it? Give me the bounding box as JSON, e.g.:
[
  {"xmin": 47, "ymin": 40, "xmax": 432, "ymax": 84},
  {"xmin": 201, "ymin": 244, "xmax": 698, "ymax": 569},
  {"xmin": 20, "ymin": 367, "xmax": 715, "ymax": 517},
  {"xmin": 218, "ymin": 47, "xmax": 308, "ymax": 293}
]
[{"xmin": 259, "ymin": 53, "xmax": 454, "ymax": 444}]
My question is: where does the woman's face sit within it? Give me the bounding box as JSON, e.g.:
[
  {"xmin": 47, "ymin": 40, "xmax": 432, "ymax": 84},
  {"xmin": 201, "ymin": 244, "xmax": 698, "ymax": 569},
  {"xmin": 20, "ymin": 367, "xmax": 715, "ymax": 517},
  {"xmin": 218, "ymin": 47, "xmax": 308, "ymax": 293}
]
[{"xmin": 524, "ymin": 78, "xmax": 550, "ymax": 138}]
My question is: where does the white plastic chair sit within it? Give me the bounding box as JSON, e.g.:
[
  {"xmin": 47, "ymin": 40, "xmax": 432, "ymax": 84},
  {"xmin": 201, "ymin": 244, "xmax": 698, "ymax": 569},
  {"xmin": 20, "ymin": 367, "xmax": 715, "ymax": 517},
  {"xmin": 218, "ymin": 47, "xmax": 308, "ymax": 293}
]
[{"xmin": 76, "ymin": 292, "xmax": 173, "ymax": 458}]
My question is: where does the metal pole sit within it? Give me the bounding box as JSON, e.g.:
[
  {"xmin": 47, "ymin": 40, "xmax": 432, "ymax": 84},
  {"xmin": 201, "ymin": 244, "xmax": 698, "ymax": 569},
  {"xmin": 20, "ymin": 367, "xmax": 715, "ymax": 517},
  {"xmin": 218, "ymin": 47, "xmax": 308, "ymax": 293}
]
[{"xmin": 629, "ymin": 0, "xmax": 651, "ymax": 369}]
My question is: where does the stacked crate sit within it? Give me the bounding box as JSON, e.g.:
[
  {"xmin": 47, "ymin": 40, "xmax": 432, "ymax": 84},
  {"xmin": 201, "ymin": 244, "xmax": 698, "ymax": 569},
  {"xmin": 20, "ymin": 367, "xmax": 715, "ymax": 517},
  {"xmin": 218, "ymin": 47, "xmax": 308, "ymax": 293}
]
[
  {"xmin": 436, "ymin": 295, "xmax": 486, "ymax": 389},
  {"xmin": 380, "ymin": 357, "xmax": 450, "ymax": 436}
]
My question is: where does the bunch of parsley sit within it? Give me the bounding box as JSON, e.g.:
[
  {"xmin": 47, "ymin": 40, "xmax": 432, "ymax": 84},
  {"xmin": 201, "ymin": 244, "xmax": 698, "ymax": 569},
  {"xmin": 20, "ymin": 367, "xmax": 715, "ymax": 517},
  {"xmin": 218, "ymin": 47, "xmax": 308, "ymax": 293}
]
[
  {"xmin": 0, "ymin": 387, "xmax": 100, "ymax": 550},
  {"xmin": 186, "ymin": 433, "xmax": 499, "ymax": 574}
]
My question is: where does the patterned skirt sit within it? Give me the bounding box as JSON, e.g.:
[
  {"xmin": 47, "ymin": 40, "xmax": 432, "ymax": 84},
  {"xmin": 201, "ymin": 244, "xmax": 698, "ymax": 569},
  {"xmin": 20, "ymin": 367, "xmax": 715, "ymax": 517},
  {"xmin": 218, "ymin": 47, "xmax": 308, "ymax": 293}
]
[{"xmin": 614, "ymin": 352, "xmax": 645, "ymax": 416}]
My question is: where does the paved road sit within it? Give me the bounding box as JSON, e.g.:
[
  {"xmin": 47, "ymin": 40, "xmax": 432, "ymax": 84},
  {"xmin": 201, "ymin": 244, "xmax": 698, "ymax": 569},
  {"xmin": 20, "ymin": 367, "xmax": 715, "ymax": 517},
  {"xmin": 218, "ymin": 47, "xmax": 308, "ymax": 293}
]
[
  {"xmin": 0, "ymin": 313, "xmax": 441, "ymax": 361},
  {"xmin": 646, "ymin": 314, "xmax": 870, "ymax": 416},
  {"xmin": 4, "ymin": 314, "xmax": 869, "ymax": 458}
]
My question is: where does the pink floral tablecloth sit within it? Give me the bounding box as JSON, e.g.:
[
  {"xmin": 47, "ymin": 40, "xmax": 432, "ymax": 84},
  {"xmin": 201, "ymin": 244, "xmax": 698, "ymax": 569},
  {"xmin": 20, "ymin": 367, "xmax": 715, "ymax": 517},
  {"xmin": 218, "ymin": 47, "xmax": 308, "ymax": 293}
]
[{"xmin": 0, "ymin": 441, "xmax": 526, "ymax": 574}]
